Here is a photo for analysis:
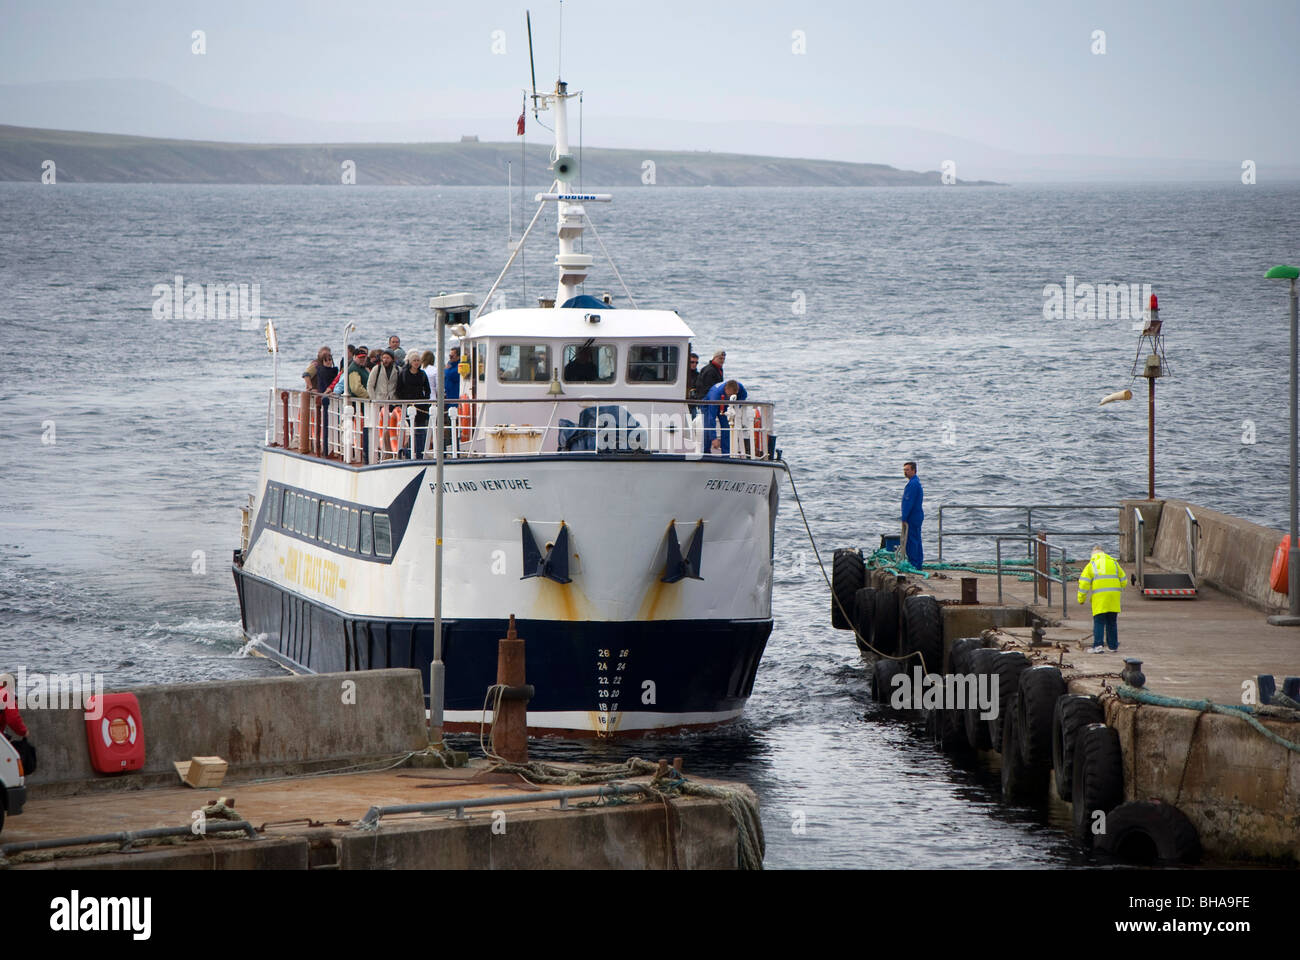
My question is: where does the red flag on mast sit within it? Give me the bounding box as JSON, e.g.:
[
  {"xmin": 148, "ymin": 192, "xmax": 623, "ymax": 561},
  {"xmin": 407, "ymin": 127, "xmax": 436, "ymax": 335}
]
[{"xmin": 516, "ymin": 110, "xmax": 525, "ymax": 136}]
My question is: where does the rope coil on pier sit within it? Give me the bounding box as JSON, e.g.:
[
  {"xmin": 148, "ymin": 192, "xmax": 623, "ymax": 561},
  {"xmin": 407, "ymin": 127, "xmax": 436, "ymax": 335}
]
[{"xmin": 487, "ymin": 757, "xmax": 766, "ymax": 870}]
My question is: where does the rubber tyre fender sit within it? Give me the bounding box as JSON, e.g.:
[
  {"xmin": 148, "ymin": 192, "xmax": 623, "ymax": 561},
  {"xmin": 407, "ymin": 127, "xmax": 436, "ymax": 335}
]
[
  {"xmin": 1052, "ymin": 695, "xmax": 1104, "ymax": 801},
  {"xmin": 901, "ymin": 594, "xmax": 943, "ymax": 677},
  {"xmin": 1016, "ymin": 666, "xmax": 1067, "ymax": 769},
  {"xmin": 1071, "ymin": 722, "xmax": 1125, "ymax": 848},
  {"xmin": 940, "ymin": 638, "xmax": 983, "ymax": 753},
  {"xmin": 947, "ymin": 636, "xmax": 983, "ymax": 677},
  {"xmin": 987, "ymin": 651, "xmax": 1031, "ymax": 753},
  {"xmin": 871, "ymin": 657, "xmax": 905, "ymax": 707},
  {"xmin": 1001, "ymin": 692, "xmax": 1047, "ymax": 801},
  {"xmin": 831, "ymin": 549, "xmax": 865, "ymax": 630},
  {"xmin": 871, "ymin": 584, "xmax": 901, "ymax": 656},
  {"xmin": 936, "ymin": 687, "xmax": 970, "ymax": 753},
  {"xmin": 852, "ymin": 587, "xmax": 876, "ymax": 653},
  {"xmin": 962, "ymin": 647, "xmax": 1000, "ymax": 750},
  {"xmin": 1094, "ymin": 801, "xmax": 1201, "ymax": 865}
]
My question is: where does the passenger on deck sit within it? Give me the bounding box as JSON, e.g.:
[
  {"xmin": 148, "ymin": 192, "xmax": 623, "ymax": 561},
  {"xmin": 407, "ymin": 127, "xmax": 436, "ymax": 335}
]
[
  {"xmin": 368, "ymin": 349, "xmax": 400, "ymax": 455},
  {"xmin": 442, "ymin": 346, "xmax": 462, "ymax": 449},
  {"xmin": 697, "ymin": 349, "xmax": 725, "ymax": 397},
  {"xmin": 387, "ymin": 335, "xmax": 406, "ymax": 364},
  {"xmin": 396, "ymin": 352, "xmax": 431, "ymax": 459},
  {"xmin": 334, "ymin": 346, "xmax": 359, "ymax": 395},
  {"xmin": 703, "ymin": 378, "xmax": 747, "ymax": 455},
  {"xmin": 347, "ymin": 347, "xmax": 371, "ymax": 461},
  {"xmin": 686, "ymin": 352, "xmax": 702, "ymax": 415},
  {"xmin": 302, "ymin": 347, "xmax": 338, "ymax": 455}
]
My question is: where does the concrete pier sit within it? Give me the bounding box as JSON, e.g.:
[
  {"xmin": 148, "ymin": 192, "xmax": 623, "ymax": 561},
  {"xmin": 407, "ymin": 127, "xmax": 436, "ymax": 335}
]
[
  {"xmin": 3, "ymin": 669, "xmax": 759, "ymax": 870},
  {"xmin": 850, "ymin": 498, "xmax": 1300, "ymax": 864}
]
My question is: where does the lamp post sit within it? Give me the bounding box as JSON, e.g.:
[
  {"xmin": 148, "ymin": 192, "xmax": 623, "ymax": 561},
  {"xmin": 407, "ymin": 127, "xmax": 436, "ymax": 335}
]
[
  {"xmin": 1266, "ymin": 265, "xmax": 1300, "ymax": 626},
  {"xmin": 427, "ymin": 293, "xmax": 477, "ymax": 741}
]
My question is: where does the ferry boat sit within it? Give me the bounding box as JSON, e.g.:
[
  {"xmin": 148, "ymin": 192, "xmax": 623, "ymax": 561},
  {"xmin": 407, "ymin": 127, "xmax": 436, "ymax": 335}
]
[{"xmin": 231, "ymin": 73, "xmax": 786, "ymax": 736}]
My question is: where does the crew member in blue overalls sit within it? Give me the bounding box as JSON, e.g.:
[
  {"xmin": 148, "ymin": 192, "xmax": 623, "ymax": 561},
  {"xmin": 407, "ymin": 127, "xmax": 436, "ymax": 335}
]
[
  {"xmin": 703, "ymin": 378, "xmax": 746, "ymax": 455},
  {"xmin": 901, "ymin": 460, "xmax": 924, "ymax": 569}
]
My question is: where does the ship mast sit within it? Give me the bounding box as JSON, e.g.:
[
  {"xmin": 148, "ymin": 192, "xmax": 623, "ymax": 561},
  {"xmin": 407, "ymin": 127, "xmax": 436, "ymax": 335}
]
[{"xmin": 547, "ymin": 80, "xmax": 594, "ymax": 304}]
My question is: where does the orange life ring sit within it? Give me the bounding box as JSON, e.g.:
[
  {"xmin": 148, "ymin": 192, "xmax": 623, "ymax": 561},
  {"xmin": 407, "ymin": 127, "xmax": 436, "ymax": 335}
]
[
  {"xmin": 85, "ymin": 693, "xmax": 146, "ymax": 773},
  {"xmin": 1271, "ymin": 535, "xmax": 1290, "ymax": 594},
  {"xmin": 459, "ymin": 399, "xmax": 472, "ymax": 443},
  {"xmin": 753, "ymin": 407, "xmax": 763, "ymax": 458}
]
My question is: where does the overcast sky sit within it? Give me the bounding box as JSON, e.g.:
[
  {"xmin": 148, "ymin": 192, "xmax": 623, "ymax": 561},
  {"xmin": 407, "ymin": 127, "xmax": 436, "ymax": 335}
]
[{"xmin": 2, "ymin": 0, "xmax": 1297, "ymax": 165}]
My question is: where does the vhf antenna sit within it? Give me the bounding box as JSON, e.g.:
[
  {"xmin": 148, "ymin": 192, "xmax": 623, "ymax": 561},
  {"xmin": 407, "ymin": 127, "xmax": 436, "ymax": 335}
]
[{"xmin": 526, "ymin": 10, "xmax": 540, "ymax": 119}]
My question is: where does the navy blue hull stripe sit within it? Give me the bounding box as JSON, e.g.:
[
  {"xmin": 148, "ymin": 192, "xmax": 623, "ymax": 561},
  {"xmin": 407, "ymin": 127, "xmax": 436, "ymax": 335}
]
[{"xmin": 232, "ymin": 566, "xmax": 771, "ymax": 715}]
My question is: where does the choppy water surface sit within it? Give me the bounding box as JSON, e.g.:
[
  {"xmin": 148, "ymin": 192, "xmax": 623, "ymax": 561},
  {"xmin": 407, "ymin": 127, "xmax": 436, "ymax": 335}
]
[{"xmin": 2, "ymin": 182, "xmax": 1296, "ymax": 867}]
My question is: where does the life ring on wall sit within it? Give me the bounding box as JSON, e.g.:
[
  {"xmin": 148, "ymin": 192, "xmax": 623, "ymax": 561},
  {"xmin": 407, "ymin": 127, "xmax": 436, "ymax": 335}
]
[
  {"xmin": 1271, "ymin": 535, "xmax": 1290, "ymax": 594},
  {"xmin": 85, "ymin": 693, "xmax": 146, "ymax": 774}
]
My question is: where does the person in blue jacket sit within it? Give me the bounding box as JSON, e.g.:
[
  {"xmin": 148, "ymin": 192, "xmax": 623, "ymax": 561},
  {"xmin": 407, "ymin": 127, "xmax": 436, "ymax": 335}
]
[
  {"xmin": 901, "ymin": 460, "xmax": 924, "ymax": 569},
  {"xmin": 702, "ymin": 379, "xmax": 746, "ymax": 455}
]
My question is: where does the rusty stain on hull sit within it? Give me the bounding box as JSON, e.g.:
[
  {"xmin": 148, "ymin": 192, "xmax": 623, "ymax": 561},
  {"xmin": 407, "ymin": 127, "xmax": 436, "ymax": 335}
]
[
  {"xmin": 535, "ymin": 578, "xmax": 582, "ymax": 621},
  {"xmin": 636, "ymin": 521, "xmax": 683, "ymax": 620},
  {"xmin": 638, "ymin": 576, "xmax": 675, "ymax": 621}
]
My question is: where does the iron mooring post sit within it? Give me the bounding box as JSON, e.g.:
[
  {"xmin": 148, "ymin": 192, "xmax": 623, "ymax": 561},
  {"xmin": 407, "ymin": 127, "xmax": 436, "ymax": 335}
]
[{"xmin": 494, "ymin": 614, "xmax": 530, "ymax": 762}]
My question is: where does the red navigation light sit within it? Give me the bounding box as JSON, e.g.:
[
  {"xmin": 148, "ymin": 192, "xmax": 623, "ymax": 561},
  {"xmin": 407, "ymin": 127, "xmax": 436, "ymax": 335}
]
[{"xmin": 1149, "ymin": 292, "xmax": 1159, "ymax": 313}]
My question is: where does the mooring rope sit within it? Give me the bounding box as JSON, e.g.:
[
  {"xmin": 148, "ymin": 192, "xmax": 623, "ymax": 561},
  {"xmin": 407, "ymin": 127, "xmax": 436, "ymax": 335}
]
[
  {"xmin": 784, "ymin": 465, "xmax": 930, "ymax": 672},
  {"xmin": 487, "ymin": 757, "xmax": 766, "ymax": 869},
  {"xmin": 1116, "ymin": 684, "xmax": 1300, "ymax": 754}
]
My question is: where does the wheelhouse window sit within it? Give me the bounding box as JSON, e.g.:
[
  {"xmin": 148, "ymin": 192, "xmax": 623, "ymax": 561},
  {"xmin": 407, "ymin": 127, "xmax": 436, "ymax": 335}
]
[
  {"xmin": 373, "ymin": 513, "xmax": 393, "ymax": 558},
  {"xmin": 497, "ymin": 344, "xmax": 551, "ymax": 383},
  {"xmin": 562, "ymin": 342, "xmax": 616, "ymax": 383},
  {"xmin": 627, "ymin": 345, "xmax": 679, "ymax": 383},
  {"xmin": 306, "ymin": 498, "xmax": 319, "ymax": 537},
  {"xmin": 267, "ymin": 486, "xmax": 280, "ymax": 526},
  {"xmin": 359, "ymin": 511, "xmax": 373, "ymax": 555},
  {"xmin": 318, "ymin": 502, "xmax": 329, "ymax": 542},
  {"xmin": 347, "ymin": 509, "xmax": 361, "ymax": 551}
]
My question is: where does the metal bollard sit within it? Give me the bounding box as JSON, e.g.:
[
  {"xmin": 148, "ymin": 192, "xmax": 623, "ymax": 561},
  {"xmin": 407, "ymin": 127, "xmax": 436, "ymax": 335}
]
[{"xmin": 493, "ymin": 614, "xmax": 530, "ymax": 762}]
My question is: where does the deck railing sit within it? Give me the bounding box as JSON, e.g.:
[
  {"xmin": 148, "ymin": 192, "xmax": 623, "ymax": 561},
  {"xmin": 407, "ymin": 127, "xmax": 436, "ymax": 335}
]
[
  {"xmin": 935, "ymin": 503, "xmax": 1119, "ymax": 561},
  {"xmin": 266, "ymin": 388, "xmax": 778, "ymax": 464}
]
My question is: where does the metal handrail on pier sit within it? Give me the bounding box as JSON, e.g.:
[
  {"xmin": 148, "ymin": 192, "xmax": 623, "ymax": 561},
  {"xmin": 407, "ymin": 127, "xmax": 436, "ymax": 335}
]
[
  {"xmin": 995, "ymin": 536, "xmax": 1070, "ymax": 619},
  {"xmin": 937, "ymin": 503, "xmax": 1117, "ymax": 561}
]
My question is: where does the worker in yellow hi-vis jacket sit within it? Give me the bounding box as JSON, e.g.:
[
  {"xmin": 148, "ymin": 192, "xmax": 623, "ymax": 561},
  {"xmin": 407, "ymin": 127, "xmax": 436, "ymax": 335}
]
[{"xmin": 1078, "ymin": 545, "xmax": 1126, "ymax": 654}]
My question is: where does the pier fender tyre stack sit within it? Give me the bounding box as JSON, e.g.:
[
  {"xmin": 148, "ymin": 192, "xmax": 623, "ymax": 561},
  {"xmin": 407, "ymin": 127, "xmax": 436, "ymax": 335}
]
[
  {"xmin": 832, "ymin": 549, "xmax": 865, "ymax": 630},
  {"xmin": 871, "ymin": 658, "xmax": 905, "ymax": 709},
  {"xmin": 871, "ymin": 580, "xmax": 901, "ymax": 656},
  {"xmin": 1016, "ymin": 666, "xmax": 1067, "ymax": 769},
  {"xmin": 852, "ymin": 587, "xmax": 876, "ymax": 653},
  {"xmin": 947, "ymin": 636, "xmax": 983, "ymax": 677},
  {"xmin": 941, "ymin": 638, "xmax": 984, "ymax": 751},
  {"xmin": 987, "ymin": 651, "xmax": 1031, "ymax": 753},
  {"xmin": 1094, "ymin": 801, "xmax": 1201, "ymax": 865},
  {"xmin": 1071, "ymin": 723, "xmax": 1125, "ymax": 847},
  {"xmin": 1000, "ymin": 692, "xmax": 1045, "ymax": 801},
  {"xmin": 963, "ymin": 648, "xmax": 1000, "ymax": 749},
  {"xmin": 1051, "ymin": 695, "xmax": 1105, "ymax": 801},
  {"xmin": 901, "ymin": 595, "xmax": 943, "ymax": 677}
]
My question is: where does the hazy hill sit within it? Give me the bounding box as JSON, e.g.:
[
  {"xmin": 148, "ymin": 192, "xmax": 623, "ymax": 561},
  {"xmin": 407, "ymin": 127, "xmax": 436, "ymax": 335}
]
[{"xmin": 0, "ymin": 125, "xmax": 1000, "ymax": 187}]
